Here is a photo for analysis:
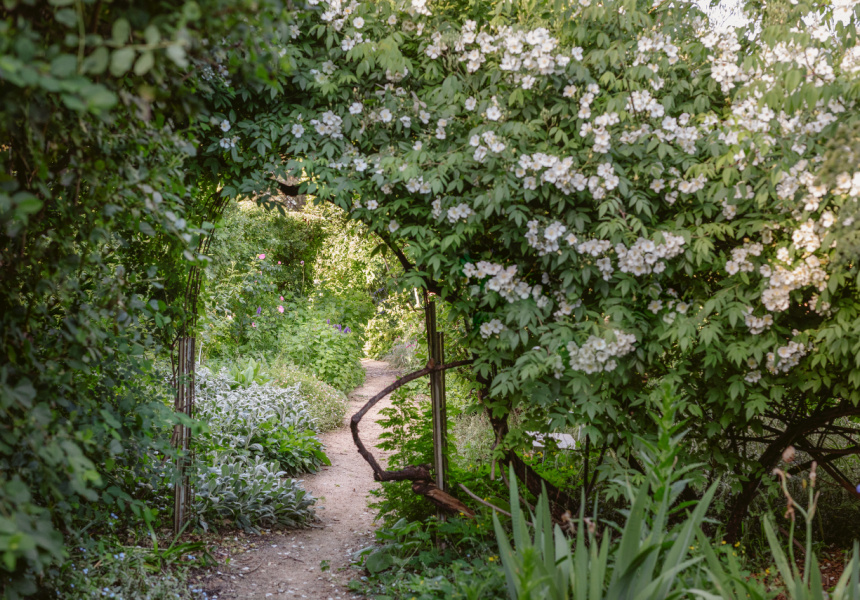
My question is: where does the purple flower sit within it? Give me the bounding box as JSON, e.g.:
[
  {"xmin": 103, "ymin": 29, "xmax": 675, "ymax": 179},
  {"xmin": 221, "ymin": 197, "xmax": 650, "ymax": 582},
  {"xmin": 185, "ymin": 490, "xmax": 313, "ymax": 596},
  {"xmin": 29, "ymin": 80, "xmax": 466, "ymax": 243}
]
[
  {"xmin": 344, "ymin": 326, "xmax": 351, "ymax": 334},
  {"xmin": 335, "ymin": 324, "xmax": 341, "ymax": 331},
  {"xmin": 301, "ymin": 260, "xmax": 305, "ymax": 265},
  {"xmin": 326, "ymin": 319, "xmax": 330, "ymax": 324},
  {"xmin": 257, "ymin": 307, "xmax": 262, "ymax": 315}
]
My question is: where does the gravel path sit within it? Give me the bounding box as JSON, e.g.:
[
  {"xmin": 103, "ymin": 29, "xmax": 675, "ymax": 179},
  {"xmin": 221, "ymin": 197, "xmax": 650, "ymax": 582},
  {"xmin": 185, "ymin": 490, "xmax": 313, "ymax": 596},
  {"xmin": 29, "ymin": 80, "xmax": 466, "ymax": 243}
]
[{"xmin": 204, "ymin": 359, "xmax": 398, "ymax": 599}]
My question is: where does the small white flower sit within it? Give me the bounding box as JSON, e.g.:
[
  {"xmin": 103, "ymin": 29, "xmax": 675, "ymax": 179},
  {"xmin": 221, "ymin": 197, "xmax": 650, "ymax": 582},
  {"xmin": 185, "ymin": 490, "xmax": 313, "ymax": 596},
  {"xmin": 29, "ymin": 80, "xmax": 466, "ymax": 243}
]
[
  {"xmin": 413, "ymin": 141, "xmax": 423, "ymax": 151},
  {"xmin": 465, "ymin": 97, "xmax": 477, "ymax": 111},
  {"xmin": 291, "ymin": 124, "xmax": 304, "ymax": 138},
  {"xmin": 388, "ymin": 220, "xmax": 400, "ymax": 233},
  {"xmin": 379, "ymin": 108, "xmax": 393, "ymax": 122},
  {"xmin": 220, "ymin": 120, "xmax": 231, "ymax": 132},
  {"xmin": 353, "ymin": 16, "xmax": 364, "ymax": 28},
  {"xmin": 486, "ymin": 105, "xmax": 502, "ymax": 121},
  {"xmin": 349, "ymin": 102, "xmax": 363, "ymax": 115}
]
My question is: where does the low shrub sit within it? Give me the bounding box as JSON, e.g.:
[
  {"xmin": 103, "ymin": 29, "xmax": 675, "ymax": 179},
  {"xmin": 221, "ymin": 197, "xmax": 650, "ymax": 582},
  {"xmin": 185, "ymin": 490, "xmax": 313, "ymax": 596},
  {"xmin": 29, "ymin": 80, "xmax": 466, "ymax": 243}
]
[
  {"xmin": 270, "ymin": 362, "xmax": 349, "ymax": 432},
  {"xmin": 257, "ymin": 427, "xmax": 330, "ymax": 475},
  {"xmin": 195, "ymin": 367, "xmax": 328, "ymax": 474},
  {"xmin": 224, "ymin": 356, "xmax": 274, "ymax": 389},
  {"xmin": 350, "ymin": 516, "xmax": 505, "ymax": 600},
  {"xmin": 192, "ymin": 453, "xmax": 315, "ymax": 533},
  {"xmin": 382, "ymin": 338, "xmax": 423, "ymax": 371},
  {"xmin": 50, "ymin": 551, "xmax": 196, "ymax": 600},
  {"xmin": 195, "ymin": 367, "xmax": 314, "ymax": 441},
  {"xmin": 275, "ymin": 306, "xmax": 366, "ymax": 393}
]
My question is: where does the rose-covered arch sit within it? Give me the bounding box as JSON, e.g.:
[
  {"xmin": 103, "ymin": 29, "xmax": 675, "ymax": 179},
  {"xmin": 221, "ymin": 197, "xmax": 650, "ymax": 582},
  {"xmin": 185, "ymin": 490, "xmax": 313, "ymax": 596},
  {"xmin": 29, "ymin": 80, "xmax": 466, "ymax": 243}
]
[{"xmin": 198, "ymin": 0, "xmax": 860, "ymax": 537}]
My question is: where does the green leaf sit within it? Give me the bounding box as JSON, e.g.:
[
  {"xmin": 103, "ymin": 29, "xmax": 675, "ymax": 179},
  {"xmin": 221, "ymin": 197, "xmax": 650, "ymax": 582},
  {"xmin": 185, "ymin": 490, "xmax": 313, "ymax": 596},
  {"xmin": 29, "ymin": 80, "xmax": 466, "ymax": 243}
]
[
  {"xmin": 111, "ymin": 18, "xmax": 131, "ymax": 44},
  {"xmin": 110, "ymin": 48, "xmax": 135, "ymax": 76},
  {"xmin": 144, "ymin": 25, "xmax": 160, "ymax": 45},
  {"xmin": 166, "ymin": 44, "xmax": 188, "ymax": 68},
  {"xmin": 134, "ymin": 51, "xmax": 154, "ymax": 75},
  {"xmin": 81, "ymin": 46, "xmax": 109, "ymax": 74},
  {"xmin": 50, "ymin": 54, "xmax": 77, "ymax": 77}
]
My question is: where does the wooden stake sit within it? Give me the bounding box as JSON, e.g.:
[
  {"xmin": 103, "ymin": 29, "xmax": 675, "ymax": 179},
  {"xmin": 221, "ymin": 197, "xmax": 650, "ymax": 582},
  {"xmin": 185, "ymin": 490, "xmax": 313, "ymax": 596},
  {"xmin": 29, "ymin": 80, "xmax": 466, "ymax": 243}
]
[{"xmin": 174, "ymin": 336, "xmax": 195, "ymax": 534}]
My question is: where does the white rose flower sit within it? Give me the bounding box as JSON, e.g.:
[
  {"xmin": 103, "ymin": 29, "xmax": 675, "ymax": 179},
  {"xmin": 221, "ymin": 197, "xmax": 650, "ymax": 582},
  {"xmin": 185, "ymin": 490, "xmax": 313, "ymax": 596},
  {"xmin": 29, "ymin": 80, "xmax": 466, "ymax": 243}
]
[
  {"xmin": 291, "ymin": 124, "xmax": 304, "ymax": 138},
  {"xmin": 220, "ymin": 119, "xmax": 231, "ymax": 132},
  {"xmin": 465, "ymin": 97, "xmax": 477, "ymax": 111},
  {"xmin": 349, "ymin": 102, "xmax": 363, "ymax": 115},
  {"xmin": 379, "ymin": 108, "xmax": 393, "ymax": 122},
  {"xmin": 486, "ymin": 105, "xmax": 502, "ymax": 121},
  {"xmin": 353, "ymin": 16, "xmax": 364, "ymax": 28}
]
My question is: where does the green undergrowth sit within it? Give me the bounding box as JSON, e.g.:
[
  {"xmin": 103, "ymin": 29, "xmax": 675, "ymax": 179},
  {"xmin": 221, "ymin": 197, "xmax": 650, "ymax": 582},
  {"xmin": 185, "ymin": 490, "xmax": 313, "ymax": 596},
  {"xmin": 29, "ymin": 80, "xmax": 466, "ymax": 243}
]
[{"xmin": 270, "ymin": 361, "xmax": 350, "ymax": 432}]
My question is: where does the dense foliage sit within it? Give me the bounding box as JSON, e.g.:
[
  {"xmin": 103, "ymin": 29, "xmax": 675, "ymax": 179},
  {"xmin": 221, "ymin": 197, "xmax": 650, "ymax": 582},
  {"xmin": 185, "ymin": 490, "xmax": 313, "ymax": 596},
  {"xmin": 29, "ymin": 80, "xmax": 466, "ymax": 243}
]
[
  {"xmin": 0, "ymin": 0, "xmax": 325, "ymax": 591},
  {"xmin": 197, "ymin": 0, "xmax": 860, "ymax": 534},
  {"xmin": 5, "ymin": 0, "xmax": 860, "ymax": 594}
]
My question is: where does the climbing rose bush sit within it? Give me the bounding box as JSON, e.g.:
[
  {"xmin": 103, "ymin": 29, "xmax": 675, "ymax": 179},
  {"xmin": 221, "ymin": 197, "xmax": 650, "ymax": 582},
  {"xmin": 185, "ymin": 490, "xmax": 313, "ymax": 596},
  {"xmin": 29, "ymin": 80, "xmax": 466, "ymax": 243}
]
[{"xmin": 195, "ymin": 0, "xmax": 860, "ymax": 529}]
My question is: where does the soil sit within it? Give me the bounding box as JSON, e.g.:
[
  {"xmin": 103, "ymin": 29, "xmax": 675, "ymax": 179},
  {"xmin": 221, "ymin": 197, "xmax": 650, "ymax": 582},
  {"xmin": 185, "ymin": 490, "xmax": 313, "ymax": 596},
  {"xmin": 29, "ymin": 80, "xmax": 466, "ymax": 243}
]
[{"xmin": 199, "ymin": 359, "xmax": 398, "ymax": 599}]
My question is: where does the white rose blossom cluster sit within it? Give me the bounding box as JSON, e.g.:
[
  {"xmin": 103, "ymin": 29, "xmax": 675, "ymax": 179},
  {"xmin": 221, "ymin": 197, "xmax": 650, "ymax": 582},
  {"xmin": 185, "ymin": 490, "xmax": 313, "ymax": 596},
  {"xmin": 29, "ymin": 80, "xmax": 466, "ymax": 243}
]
[
  {"xmin": 580, "ymin": 112, "xmax": 620, "ymax": 153},
  {"xmin": 479, "ymin": 319, "xmax": 506, "ymax": 338},
  {"xmin": 526, "ymin": 220, "xmax": 567, "ymax": 255},
  {"xmin": 725, "ymin": 242, "xmax": 763, "ymax": 276},
  {"xmin": 615, "ymin": 234, "xmax": 686, "ymax": 277},
  {"xmin": 743, "ymin": 308, "xmax": 774, "ymax": 335},
  {"xmin": 317, "ymin": 0, "xmax": 360, "ymax": 27},
  {"xmin": 310, "ymin": 110, "xmax": 344, "ymax": 139},
  {"xmin": 652, "ymin": 114, "xmax": 703, "ymax": 154},
  {"xmin": 451, "ymin": 20, "xmax": 575, "ymax": 89},
  {"xmin": 701, "ymin": 30, "xmax": 747, "ymax": 94},
  {"xmin": 463, "ymin": 261, "xmax": 549, "ymax": 306},
  {"xmin": 553, "ymin": 293, "xmax": 582, "ymax": 320},
  {"xmin": 566, "ymin": 330, "xmax": 637, "ymax": 374},
  {"xmin": 577, "ymin": 82, "xmax": 599, "ymax": 119},
  {"xmin": 626, "ymin": 89, "xmax": 664, "ymax": 119},
  {"xmin": 835, "ymin": 171, "xmax": 860, "ymax": 199},
  {"xmin": 446, "ymin": 202, "xmax": 474, "ymax": 223},
  {"xmin": 632, "ymin": 32, "xmax": 679, "ymax": 67},
  {"xmin": 765, "ymin": 341, "xmax": 808, "ymax": 374},
  {"xmin": 470, "ymin": 130, "xmax": 507, "ymax": 163},
  {"xmin": 761, "ymin": 254, "xmax": 829, "ymax": 312},
  {"xmin": 516, "ymin": 154, "xmax": 618, "ymax": 199}
]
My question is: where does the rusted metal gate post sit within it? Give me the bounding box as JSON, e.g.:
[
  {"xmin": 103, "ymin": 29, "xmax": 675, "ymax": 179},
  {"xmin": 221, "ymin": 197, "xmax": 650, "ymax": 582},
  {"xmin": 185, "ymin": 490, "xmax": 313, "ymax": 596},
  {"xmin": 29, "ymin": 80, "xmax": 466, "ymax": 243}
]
[
  {"xmin": 424, "ymin": 300, "xmax": 448, "ymax": 513},
  {"xmin": 174, "ymin": 336, "xmax": 195, "ymax": 534}
]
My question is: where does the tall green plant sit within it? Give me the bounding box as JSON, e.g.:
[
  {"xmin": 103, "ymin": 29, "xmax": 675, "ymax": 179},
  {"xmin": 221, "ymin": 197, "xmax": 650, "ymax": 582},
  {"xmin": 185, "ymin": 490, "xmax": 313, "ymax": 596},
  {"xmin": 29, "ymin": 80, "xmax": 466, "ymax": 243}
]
[{"xmin": 493, "ymin": 389, "xmax": 719, "ymax": 600}]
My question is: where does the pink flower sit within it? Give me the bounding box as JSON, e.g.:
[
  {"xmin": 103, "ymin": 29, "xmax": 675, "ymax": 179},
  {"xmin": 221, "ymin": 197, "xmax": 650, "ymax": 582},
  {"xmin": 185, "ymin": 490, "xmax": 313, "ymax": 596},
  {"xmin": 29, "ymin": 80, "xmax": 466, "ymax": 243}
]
[
  {"xmin": 278, "ymin": 306, "xmax": 284, "ymax": 313},
  {"xmin": 251, "ymin": 322, "xmax": 257, "ymax": 328},
  {"xmin": 280, "ymin": 296, "xmax": 284, "ymax": 301},
  {"xmin": 278, "ymin": 261, "xmax": 281, "ymax": 264},
  {"xmin": 258, "ymin": 253, "xmax": 266, "ymax": 260}
]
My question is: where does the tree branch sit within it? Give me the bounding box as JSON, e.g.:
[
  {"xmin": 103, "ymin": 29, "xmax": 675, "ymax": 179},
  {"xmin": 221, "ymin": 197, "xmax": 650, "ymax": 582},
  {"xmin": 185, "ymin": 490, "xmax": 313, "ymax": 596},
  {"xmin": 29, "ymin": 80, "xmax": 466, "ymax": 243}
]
[
  {"xmin": 375, "ymin": 230, "xmax": 444, "ymax": 296},
  {"xmin": 349, "ymin": 359, "xmax": 475, "ymax": 515}
]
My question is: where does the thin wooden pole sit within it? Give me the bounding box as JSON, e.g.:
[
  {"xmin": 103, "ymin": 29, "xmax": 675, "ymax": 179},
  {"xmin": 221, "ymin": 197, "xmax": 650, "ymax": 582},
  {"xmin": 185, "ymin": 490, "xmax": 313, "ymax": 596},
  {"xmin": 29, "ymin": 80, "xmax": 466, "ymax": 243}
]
[
  {"xmin": 425, "ymin": 300, "xmax": 449, "ymax": 525},
  {"xmin": 174, "ymin": 336, "xmax": 195, "ymax": 534}
]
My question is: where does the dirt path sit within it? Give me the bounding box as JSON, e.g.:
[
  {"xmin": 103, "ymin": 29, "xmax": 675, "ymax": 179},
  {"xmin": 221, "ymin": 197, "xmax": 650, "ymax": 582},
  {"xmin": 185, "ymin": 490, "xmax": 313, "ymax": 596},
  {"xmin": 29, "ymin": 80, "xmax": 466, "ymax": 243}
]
[{"xmin": 203, "ymin": 359, "xmax": 398, "ymax": 599}]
